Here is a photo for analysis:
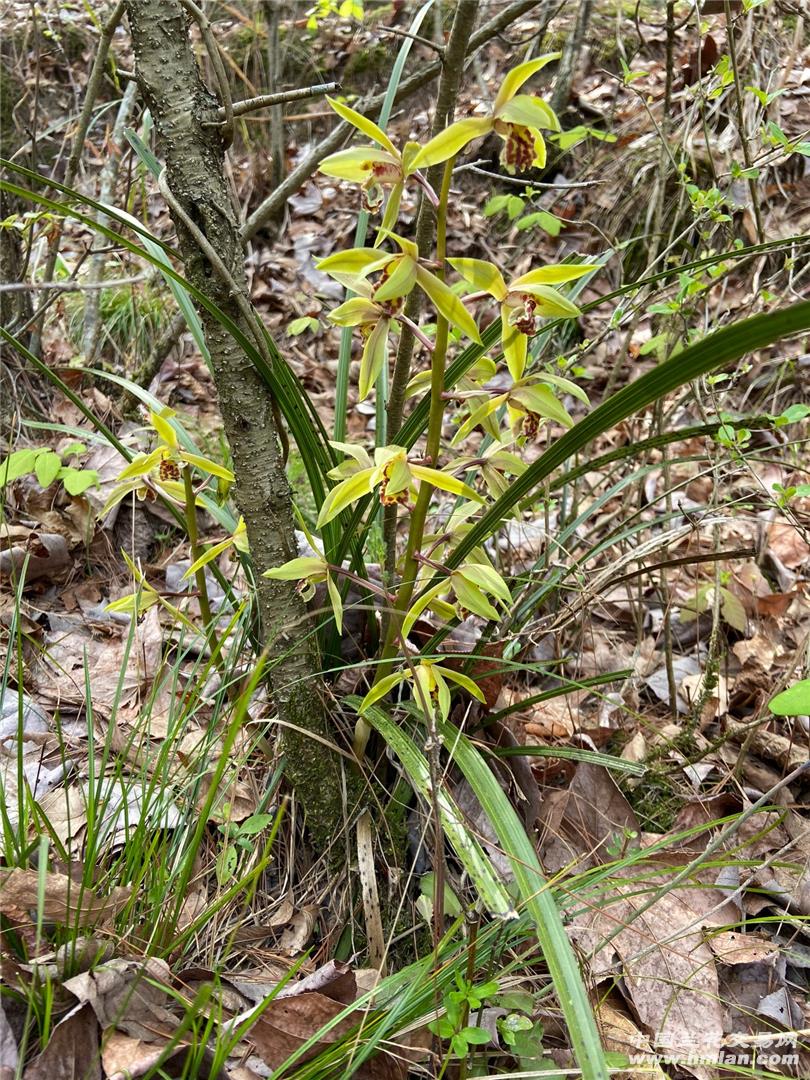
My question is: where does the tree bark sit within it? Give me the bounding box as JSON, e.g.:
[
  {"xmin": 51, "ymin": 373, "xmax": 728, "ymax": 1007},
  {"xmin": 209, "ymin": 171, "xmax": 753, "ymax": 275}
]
[{"xmin": 125, "ymin": 0, "xmax": 344, "ymax": 852}]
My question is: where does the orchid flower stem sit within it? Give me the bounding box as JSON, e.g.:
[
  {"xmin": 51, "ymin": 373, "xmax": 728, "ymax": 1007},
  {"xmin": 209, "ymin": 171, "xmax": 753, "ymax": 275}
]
[
  {"xmin": 183, "ymin": 466, "xmax": 221, "ymax": 660},
  {"xmin": 353, "ymin": 156, "xmax": 456, "ymax": 761},
  {"xmin": 399, "ymin": 314, "xmax": 436, "ymax": 353}
]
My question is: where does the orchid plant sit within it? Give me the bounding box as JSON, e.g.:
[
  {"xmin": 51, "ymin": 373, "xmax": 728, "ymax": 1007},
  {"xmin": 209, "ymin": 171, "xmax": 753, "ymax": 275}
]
[
  {"xmin": 270, "ymin": 54, "xmax": 599, "ymax": 740},
  {"xmin": 100, "ymin": 58, "xmax": 598, "ymax": 739}
]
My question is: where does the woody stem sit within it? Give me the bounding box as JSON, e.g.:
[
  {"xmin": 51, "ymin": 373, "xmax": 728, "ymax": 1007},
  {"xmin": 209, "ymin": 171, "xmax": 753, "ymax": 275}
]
[
  {"xmin": 353, "ymin": 157, "xmax": 456, "ymax": 760},
  {"xmin": 183, "ymin": 466, "xmax": 220, "ymax": 657}
]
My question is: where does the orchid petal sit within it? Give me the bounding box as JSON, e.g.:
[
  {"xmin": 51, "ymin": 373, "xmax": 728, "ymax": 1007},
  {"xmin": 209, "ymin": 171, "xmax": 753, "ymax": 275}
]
[
  {"xmin": 416, "ymin": 266, "xmax": 482, "ymax": 344},
  {"xmin": 458, "ymin": 561, "xmax": 512, "ymax": 604},
  {"xmin": 329, "ymin": 441, "xmax": 374, "ymax": 471},
  {"xmin": 117, "ymin": 447, "xmax": 164, "ymax": 481},
  {"xmin": 515, "ymin": 283, "xmax": 581, "ymax": 317},
  {"xmin": 326, "ymin": 96, "xmax": 398, "ymax": 156},
  {"xmin": 326, "ymin": 573, "xmax": 344, "ymax": 635},
  {"xmin": 150, "ymin": 408, "xmax": 179, "ymax": 448},
  {"xmin": 318, "ymin": 146, "xmax": 396, "ymax": 181},
  {"xmin": 493, "ymin": 54, "xmax": 561, "ymax": 113},
  {"xmin": 328, "ymin": 296, "xmax": 380, "ymax": 326},
  {"xmin": 179, "ymin": 451, "xmax": 235, "ymax": 481},
  {"xmin": 453, "ymin": 573, "xmax": 501, "ymax": 622},
  {"xmin": 448, "ymin": 257, "xmax": 508, "ymax": 301},
  {"xmin": 411, "ymin": 117, "xmax": 493, "ymax": 169},
  {"xmin": 433, "ymin": 664, "xmax": 486, "ymax": 702},
  {"xmin": 511, "ymin": 383, "xmax": 574, "ymax": 428},
  {"xmin": 263, "ymin": 556, "xmax": 327, "ymax": 581},
  {"xmin": 402, "ymin": 578, "xmax": 446, "ymax": 642},
  {"xmin": 317, "ymin": 467, "xmax": 376, "ymax": 526},
  {"xmin": 501, "ymin": 304, "xmax": 528, "ymax": 381},
  {"xmin": 409, "ymin": 464, "xmax": 483, "ymax": 502},
  {"xmin": 377, "ymin": 181, "xmax": 404, "ymax": 241},
  {"xmin": 316, "ymin": 248, "xmax": 391, "ymax": 277},
  {"xmin": 358, "ymin": 318, "xmax": 390, "ymax": 401},
  {"xmin": 498, "ymin": 94, "xmax": 560, "ymax": 132},
  {"xmin": 373, "ymin": 254, "xmax": 417, "ymax": 302},
  {"xmin": 512, "ymin": 264, "xmax": 598, "ymax": 287},
  {"xmin": 360, "ymin": 670, "xmax": 410, "ymax": 713}
]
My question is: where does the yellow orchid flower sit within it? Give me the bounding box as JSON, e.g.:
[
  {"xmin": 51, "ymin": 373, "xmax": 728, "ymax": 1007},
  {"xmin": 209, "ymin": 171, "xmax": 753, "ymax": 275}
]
[
  {"xmin": 316, "ymin": 443, "xmax": 483, "ymax": 528},
  {"xmin": 451, "ymin": 370, "xmax": 590, "ymax": 445},
  {"xmin": 360, "ymin": 658, "xmax": 485, "ymax": 724},
  {"xmin": 448, "ymin": 258, "xmax": 597, "ymax": 380},
  {"xmin": 318, "ymin": 233, "xmax": 481, "ymax": 344},
  {"xmin": 106, "ymin": 552, "xmax": 199, "ymax": 634},
  {"xmin": 318, "ymin": 98, "xmax": 423, "ymax": 233},
  {"xmin": 412, "ymin": 55, "xmax": 561, "ymax": 174},
  {"xmin": 400, "ymin": 558, "xmax": 513, "ymax": 641},
  {"xmin": 263, "ymin": 552, "xmax": 346, "ymax": 634},
  {"xmin": 100, "ymin": 408, "xmax": 235, "ymax": 518},
  {"xmin": 328, "ymin": 278, "xmax": 400, "ymax": 401},
  {"xmin": 181, "ymin": 516, "xmax": 249, "ymax": 581},
  {"xmin": 451, "ymin": 442, "xmax": 527, "ymax": 500}
]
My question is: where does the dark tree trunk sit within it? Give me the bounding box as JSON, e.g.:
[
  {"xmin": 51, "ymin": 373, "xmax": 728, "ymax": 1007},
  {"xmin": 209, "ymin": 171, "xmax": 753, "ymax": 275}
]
[{"xmin": 125, "ymin": 0, "xmax": 345, "ymax": 852}]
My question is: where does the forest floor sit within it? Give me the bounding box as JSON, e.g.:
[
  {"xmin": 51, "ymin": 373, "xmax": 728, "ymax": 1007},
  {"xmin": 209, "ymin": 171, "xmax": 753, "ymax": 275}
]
[{"xmin": 1, "ymin": 1, "xmax": 810, "ymax": 1078}]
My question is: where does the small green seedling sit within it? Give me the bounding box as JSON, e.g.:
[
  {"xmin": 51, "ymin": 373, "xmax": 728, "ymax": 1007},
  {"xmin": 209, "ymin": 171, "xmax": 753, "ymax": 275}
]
[
  {"xmin": 0, "ymin": 443, "xmax": 98, "ymax": 496},
  {"xmin": 216, "ymin": 812, "xmax": 275, "ymax": 885},
  {"xmin": 769, "ymin": 680, "xmax": 810, "ymax": 717},
  {"xmin": 429, "ymin": 974, "xmax": 499, "ymax": 1059}
]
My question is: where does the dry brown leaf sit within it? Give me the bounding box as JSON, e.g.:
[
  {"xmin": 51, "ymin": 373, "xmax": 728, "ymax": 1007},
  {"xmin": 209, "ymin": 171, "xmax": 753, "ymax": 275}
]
[
  {"xmin": 0, "ymin": 868, "xmax": 129, "ymax": 925},
  {"xmin": 194, "ymin": 767, "xmax": 256, "ymax": 823},
  {"xmin": 767, "ymin": 521, "xmax": 810, "ymax": 570},
  {"xmin": 621, "ymin": 731, "xmax": 647, "ymax": 763},
  {"xmin": 706, "ymin": 931, "xmax": 778, "ymax": 965},
  {"xmin": 0, "ymin": 533, "xmax": 71, "ymax": 583},
  {"xmin": 725, "ymin": 718, "xmax": 807, "ymax": 772},
  {"xmin": 538, "ymin": 764, "xmax": 639, "ymax": 874},
  {"xmin": 732, "ymin": 635, "xmax": 777, "ymax": 671},
  {"xmin": 597, "ymin": 1000, "xmax": 667, "ymax": 1080},
  {"xmin": 23, "ymin": 1003, "xmax": 99, "ymax": 1080},
  {"xmin": 101, "ymin": 1030, "xmax": 177, "ymax": 1080},
  {"xmin": 30, "ymin": 607, "xmax": 163, "ymax": 711},
  {"xmin": 681, "ymin": 672, "xmax": 729, "ymax": 717},
  {"xmin": 174, "ymin": 881, "xmax": 208, "ymax": 934},
  {"xmin": 279, "ymin": 905, "xmax": 319, "ymax": 955},
  {"xmin": 523, "ymin": 698, "xmax": 576, "ymax": 739},
  {"xmin": 277, "ymin": 960, "xmax": 358, "ymax": 1005},
  {"xmin": 570, "ymin": 869, "xmax": 739, "ymax": 1071},
  {"xmin": 35, "ymin": 785, "xmax": 88, "ymax": 848},
  {"xmin": 63, "ymin": 957, "xmax": 176, "ymax": 1042},
  {"xmin": 0, "ymin": 998, "xmax": 18, "ymax": 1076},
  {"xmin": 357, "ymin": 811, "xmax": 386, "ymax": 975},
  {"xmin": 269, "ymin": 892, "xmax": 295, "ymax": 928},
  {"xmin": 250, "ymin": 993, "xmax": 407, "ymax": 1079}
]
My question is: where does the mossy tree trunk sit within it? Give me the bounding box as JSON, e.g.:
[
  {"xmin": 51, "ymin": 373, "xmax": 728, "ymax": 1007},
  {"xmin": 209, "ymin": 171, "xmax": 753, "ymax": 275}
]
[{"xmin": 125, "ymin": 0, "xmax": 344, "ymax": 852}]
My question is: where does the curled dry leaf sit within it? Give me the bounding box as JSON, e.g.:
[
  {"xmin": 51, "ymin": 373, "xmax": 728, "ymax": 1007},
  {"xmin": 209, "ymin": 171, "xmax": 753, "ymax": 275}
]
[
  {"xmin": 0, "ymin": 998, "xmax": 18, "ymax": 1076},
  {"xmin": 0, "ymin": 868, "xmax": 129, "ymax": 925},
  {"xmin": 249, "ymin": 992, "xmax": 407, "ymax": 1079},
  {"xmin": 30, "ymin": 606, "xmax": 163, "ymax": 711},
  {"xmin": 102, "ymin": 1030, "xmax": 179, "ymax": 1080},
  {"xmin": 63, "ymin": 957, "xmax": 176, "ymax": 1043},
  {"xmin": 538, "ymin": 763, "xmax": 639, "ymax": 874},
  {"xmin": 522, "ymin": 698, "xmax": 576, "ymax": 739},
  {"xmin": 725, "ymin": 718, "xmax": 807, "ymax": 772},
  {"xmin": 279, "ymin": 904, "xmax": 320, "ymax": 955},
  {"xmin": 706, "ymin": 930, "xmax": 778, "ymax": 966},
  {"xmin": 570, "ymin": 869, "xmax": 739, "ymax": 1073},
  {"xmin": 0, "ymin": 532, "xmax": 71, "ymax": 583},
  {"xmin": 767, "ymin": 521, "xmax": 810, "ymax": 570},
  {"xmin": 23, "ymin": 1003, "xmax": 100, "ymax": 1080},
  {"xmin": 596, "ymin": 999, "xmax": 667, "ymax": 1080}
]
